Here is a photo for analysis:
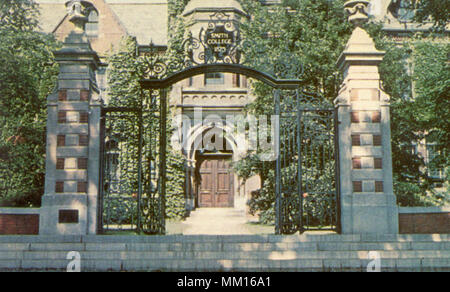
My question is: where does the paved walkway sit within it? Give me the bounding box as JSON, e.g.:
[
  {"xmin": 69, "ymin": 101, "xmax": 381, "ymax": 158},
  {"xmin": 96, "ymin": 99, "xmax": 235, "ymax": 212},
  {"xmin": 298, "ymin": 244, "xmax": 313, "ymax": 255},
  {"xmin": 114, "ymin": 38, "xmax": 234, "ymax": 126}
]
[{"xmin": 181, "ymin": 208, "xmax": 271, "ymax": 235}]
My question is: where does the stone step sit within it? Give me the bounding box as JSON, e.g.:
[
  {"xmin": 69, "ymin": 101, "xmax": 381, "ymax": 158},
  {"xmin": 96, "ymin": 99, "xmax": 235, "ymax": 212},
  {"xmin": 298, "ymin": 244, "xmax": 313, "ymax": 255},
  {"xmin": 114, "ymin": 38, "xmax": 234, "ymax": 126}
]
[
  {"xmin": 0, "ymin": 234, "xmax": 448, "ymax": 244},
  {"xmin": 2, "ymin": 250, "xmax": 447, "ymax": 261},
  {"xmin": 0, "ymin": 234, "xmax": 449, "ymax": 271},
  {"xmin": 0, "ymin": 241, "xmax": 448, "ymax": 252},
  {"xmin": 1, "ymin": 257, "xmax": 449, "ymax": 272}
]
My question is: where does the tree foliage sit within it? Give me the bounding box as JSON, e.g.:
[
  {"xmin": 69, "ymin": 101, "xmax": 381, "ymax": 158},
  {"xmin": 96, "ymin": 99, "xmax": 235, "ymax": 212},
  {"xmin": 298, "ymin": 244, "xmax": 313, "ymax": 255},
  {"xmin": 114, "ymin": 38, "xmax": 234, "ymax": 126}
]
[
  {"xmin": 234, "ymin": 0, "xmax": 448, "ymax": 223},
  {"xmin": 233, "ymin": 0, "xmax": 350, "ymax": 223},
  {"xmin": 366, "ymin": 22, "xmax": 450, "ymax": 206},
  {"xmin": 0, "ymin": 0, "xmax": 59, "ymax": 206},
  {"xmin": 412, "ymin": 0, "xmax": 450, "ymax": 29},
  {"xmin": 0, "ymin": 0, "xmax": 39, "ymax": 32},
  {"xmin": 240, "ymin": 0, "xmax": 350, "ymax": 97}
]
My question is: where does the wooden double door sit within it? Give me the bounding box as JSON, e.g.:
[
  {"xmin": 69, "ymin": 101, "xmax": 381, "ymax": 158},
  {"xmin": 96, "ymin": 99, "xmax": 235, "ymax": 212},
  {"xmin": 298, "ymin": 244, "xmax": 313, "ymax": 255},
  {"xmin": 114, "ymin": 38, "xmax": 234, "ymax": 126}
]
[{"xmin": 197, "ymin": 156, "xmax": 234, "ymax": 208}]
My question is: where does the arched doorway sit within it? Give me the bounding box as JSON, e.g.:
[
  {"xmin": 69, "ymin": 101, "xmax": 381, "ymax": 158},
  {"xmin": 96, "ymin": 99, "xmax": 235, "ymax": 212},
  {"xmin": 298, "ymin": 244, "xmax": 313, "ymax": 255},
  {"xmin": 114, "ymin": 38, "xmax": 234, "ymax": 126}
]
[{"xmin": 191, "ymin": 128, "xmax": 235, "ymax": 208}]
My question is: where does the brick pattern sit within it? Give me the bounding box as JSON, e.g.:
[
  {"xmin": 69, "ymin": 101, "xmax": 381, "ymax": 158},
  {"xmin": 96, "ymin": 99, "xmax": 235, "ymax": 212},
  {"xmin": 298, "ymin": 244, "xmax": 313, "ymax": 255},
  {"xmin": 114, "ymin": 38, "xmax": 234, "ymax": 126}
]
[
  {"xmin": 79, "ymin": 112, "xmax": 89, "ymax": 123},
  {"xmin": 350, "ymin": 111, "xmax": 381, "ymax": 123},
  {"xmin": 352, "ymin": 181, "xmax": 362, "ymax": 193},
  {"xmin": 55, "ymin": 90, "xmax": 90, "ymax": 195},
  {"xmin": 351, "ymin": 134, "xmax": 361, "ymax": 146},
  {"xmin": 372, "ymin": 111, "xmax": 381, "ymax": 123},
  {"xmin": 0, "ymin": 214, "xmax": 39, "ymax": 235},
  {"xmin": 350, "ymin": 89, "xmax": 384, "ymax": 194},
  {"xmin": 352, "ymin": 157, "xmax": 383, "ymax": 170},
  {"xmin": 77, "ymin": 181, "xmax": 88, "ymax": 193},
  {"xmin": 55, "ymin": 181, "xmax": 64, "ymax": 193},
  {"xmin": 351, "ymin": 134, "xmax": 383, "ymax": 147},
  {"xmin": 56, "ymin": 158, "xmax": 65, "ymax": 170},
  {"xmin": 374, "ymin": 158, "xmax": 382, "ymax": 169},
  {"xmin": 58, "ymin": 90, "xmax": 67, "ymax": 101},
  {"xmin": 352, "ymin": 158, "xmax": 362, "ymax": 169},
  {"xmin": 57, "ymin": 135, "xmax": 66, "ymax": 147},
  {"xmin": 375, "ymin": 181, "xmax": 384, "ymax": 192},
  {"xmin": 350, "ymin": 112, "xmax": 360, "ymax": 123},
  {"xmin": 58, "ymin": 110, "xmax": 90, "ymax": 124},
  {"xmin": 399, "ymin": 213, "xmax": 450, "ymax": 234},
  {"xmin": 58, "ymin": 111, "xmax": 67, "ymax": 123},
  {"xmin": 79, "ymin": 134, "xmax": 89, "ymax": 146},
  {"xmin": 77, "ymin": 158, "xmax": 88, "ymax": 169},
  {"xmin": 80, "ymin": 90, "xmax": 90, "ymax": 101},
  {"xmin": 373, "ymin": 135, "xmax": 382, "ymax": 146}
]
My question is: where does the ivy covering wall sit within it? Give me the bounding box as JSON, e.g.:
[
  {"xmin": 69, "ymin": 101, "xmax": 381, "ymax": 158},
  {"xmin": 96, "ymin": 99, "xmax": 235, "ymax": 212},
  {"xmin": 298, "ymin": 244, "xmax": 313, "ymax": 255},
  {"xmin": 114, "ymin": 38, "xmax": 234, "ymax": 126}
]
[{"xmin": 105, "ymin": 35, "xmax": 187, "ymax": 221}]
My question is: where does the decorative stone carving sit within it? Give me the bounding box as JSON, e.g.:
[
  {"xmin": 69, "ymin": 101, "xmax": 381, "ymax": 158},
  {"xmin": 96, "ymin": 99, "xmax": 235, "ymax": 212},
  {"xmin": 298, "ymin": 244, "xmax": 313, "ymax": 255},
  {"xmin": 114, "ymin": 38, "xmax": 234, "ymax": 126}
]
[
  {"xmin": 344, "ymin": 0, "xmax": 370, "ymax": 26},
  {"xmin": 66, "ymin": 0, "xmax": 91, "ymax": 33},
  {"xmin": 182, "ymin": 93, "xmax": 247, "ymax": 106}
]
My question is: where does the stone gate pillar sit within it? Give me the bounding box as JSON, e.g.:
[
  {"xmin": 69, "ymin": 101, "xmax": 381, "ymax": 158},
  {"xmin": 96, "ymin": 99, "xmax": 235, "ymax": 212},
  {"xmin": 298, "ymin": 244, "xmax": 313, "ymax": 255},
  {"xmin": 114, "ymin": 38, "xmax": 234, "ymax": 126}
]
[
  {"xmin": 335, "ymin": 1, "xmax": 398, "ymax": 234},
  {"xmin": 39, "ymin": 0, "xmax": 101, "ymax": 235}
]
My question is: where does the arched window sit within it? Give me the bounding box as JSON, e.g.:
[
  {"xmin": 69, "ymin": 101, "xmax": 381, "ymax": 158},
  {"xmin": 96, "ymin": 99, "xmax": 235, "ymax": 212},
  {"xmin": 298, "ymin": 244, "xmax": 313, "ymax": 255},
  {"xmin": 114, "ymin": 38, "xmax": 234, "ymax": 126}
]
[
  {"xmin": 389, "ymin": 0, "xmax": 415, "ymax": 22},
  {"xmin": 85, "ymin": 8, "xmax": 99, "ymax": 37}
]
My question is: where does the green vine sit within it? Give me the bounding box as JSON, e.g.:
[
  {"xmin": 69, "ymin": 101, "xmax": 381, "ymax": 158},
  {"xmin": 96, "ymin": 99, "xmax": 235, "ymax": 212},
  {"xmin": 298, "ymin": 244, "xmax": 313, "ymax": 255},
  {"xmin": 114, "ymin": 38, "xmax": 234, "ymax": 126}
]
[{"xmin": 106, "ymin": 36, "xmax": 187, "ymax": 222}]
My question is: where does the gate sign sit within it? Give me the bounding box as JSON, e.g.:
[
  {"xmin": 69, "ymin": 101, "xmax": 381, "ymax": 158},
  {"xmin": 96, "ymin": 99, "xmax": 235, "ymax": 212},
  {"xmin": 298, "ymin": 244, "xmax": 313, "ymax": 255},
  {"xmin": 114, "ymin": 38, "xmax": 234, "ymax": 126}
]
[{"xmin": 205, "ymin": 25, "xmax": 235, "ymax": 59}]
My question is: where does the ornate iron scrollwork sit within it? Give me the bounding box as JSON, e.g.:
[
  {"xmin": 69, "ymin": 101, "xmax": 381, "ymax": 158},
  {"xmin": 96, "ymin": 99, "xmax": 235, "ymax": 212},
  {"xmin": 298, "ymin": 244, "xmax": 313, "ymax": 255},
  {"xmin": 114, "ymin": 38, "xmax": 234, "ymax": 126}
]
[
  {"xmin": 141, "ymin": 11, "xmax": 245, "ymax": 80},
  {"xmin": 183, "ymin": 11, "xmax": 242, "ymax": 66},
  {"xmin": 140, "ymin": 10, "xmax": 305, "ymax": 82},
  {"xmin": 280, "ymin": 195, "xmax": 301, "ymax": 234},
  {"xmin": 141, "ymin": 42, "xmax": 168, "ymax": 79}
]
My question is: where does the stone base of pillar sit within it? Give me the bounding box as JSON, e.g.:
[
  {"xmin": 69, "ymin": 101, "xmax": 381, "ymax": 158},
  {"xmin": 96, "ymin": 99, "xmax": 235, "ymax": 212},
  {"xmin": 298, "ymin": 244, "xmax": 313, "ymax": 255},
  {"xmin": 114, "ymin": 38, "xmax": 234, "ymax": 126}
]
[
  {"xmin": 341, "ymin": 193, "xmax": 399, "ymax": 234},
  {"xmin": 39, "ymin": 194, "xmax": 88, "ymax": 235}
]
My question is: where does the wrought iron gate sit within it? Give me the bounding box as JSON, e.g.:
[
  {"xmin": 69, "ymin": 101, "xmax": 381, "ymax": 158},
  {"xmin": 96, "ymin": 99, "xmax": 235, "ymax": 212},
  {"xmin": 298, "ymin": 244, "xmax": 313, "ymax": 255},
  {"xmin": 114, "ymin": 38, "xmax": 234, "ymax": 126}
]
[
  {"xmin": 98, "ymin": 10, "xmax": 340, "ymax": 235},
  {"xmin": 99, "ymin": 89, "xmax": 167, "ymax": 234},
  {"xmin": 275, "ymin": 90, "xmax": 340, "ymax": 234},
  {"xmin": 99, "ymin": 108, "xmax": 140, "ymax": 232}
]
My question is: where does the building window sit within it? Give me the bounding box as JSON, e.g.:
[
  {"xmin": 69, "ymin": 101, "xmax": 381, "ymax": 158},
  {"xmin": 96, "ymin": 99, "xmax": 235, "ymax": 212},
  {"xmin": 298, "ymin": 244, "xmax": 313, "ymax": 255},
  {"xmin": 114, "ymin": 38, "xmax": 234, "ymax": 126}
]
[
  {"xmin": 427, "ymin": 144, "xmax": 444, "ymax": 180},
  {"xmin": 232, "ymin": 74, "xmax": 240, "ymax": 87},
  {"xmin": 205, "ymin": 73, "xmax": 224, "ymax": 85},
  {"xmin": 389, "ymin": 0, "xmax": 416, "ymax": 23},
  {"xmin": 85, "ymin": 9, "xmax": 99, "ymax": 37}
]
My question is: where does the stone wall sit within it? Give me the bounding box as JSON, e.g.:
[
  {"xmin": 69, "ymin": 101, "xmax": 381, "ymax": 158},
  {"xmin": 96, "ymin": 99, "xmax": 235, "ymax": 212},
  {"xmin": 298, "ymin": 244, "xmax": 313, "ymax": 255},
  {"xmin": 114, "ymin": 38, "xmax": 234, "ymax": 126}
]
[
  {"xmin": 399, "ymin": 207, "xmax": 450, "ymax": 234},
  {"xmin": 0, "ymin": 209, "xmax": 40, "ymax": 235},
  {"xmin": 1, "ymin": 206, "xmax": 449, "ymax": 235}
]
